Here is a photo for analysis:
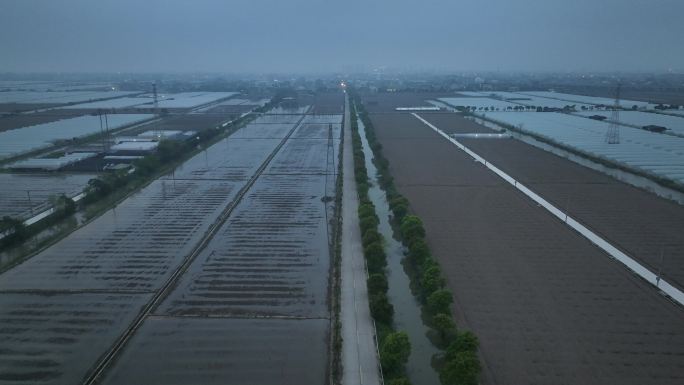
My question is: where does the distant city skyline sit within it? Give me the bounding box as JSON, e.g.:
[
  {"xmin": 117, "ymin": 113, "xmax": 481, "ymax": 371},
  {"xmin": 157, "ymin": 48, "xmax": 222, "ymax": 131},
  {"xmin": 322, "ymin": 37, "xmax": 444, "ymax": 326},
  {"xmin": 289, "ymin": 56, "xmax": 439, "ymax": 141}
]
[{"xmin": 2, "ymin": 0, "xmax": 683, "ymax": 73}]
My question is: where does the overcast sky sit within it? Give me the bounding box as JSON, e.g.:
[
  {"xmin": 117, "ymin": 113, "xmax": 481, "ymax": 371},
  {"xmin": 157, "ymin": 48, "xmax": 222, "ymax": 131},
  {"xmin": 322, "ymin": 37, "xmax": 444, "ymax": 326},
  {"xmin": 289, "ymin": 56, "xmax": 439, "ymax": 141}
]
[{"xmin": 1, "ymin": 0, "xmax": 683, "ymax": 73}]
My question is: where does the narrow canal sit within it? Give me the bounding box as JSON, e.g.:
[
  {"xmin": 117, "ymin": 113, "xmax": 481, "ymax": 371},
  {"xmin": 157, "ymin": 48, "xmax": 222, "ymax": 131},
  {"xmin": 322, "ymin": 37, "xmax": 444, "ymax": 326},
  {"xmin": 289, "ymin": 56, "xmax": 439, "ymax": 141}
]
[{"xmin": 357, "ymin": 117, "xmax": 441, "ymax": 385}]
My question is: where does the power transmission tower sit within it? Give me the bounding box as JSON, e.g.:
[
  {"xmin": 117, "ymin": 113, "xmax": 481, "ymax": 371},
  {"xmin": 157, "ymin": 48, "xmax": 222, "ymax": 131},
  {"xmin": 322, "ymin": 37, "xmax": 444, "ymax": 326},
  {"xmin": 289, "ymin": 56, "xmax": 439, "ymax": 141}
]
[
  {"xmin": 152, "ymin": 82, "xmax": 162, "ymax": 138},
  {"xmin": 152, "ymin": 82, "xmax": 159, "ymax": 111},
  {"xmin": 605, "ymin": 83, "xmax": 621, "ymax": 144}
]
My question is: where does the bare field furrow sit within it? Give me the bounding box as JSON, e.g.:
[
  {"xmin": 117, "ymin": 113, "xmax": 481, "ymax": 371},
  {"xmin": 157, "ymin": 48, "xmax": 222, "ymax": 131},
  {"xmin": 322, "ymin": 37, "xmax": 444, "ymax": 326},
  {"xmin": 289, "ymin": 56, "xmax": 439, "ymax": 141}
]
[
  {"xmin": 457, "ymin": 137, "xmax": 684, "ymax": 289},
  {"xmin": 367, "ymin": 103, "xmax": 684, "ymax": 385}
]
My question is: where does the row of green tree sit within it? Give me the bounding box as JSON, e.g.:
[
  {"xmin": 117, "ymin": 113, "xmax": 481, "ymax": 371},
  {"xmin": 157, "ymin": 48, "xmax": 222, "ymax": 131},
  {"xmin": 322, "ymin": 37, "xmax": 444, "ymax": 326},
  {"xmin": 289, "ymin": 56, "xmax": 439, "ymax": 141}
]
[
  {"xmin": 1, "ymin": 194, "xmax": 76, "ymax": 250},
  {"xmin": 351, "ymin": 89, "xmax": 481, "ymax": 385},
  {"xmin": 350, "ymin": 102, "xmax": 411, "ymax": 385}
]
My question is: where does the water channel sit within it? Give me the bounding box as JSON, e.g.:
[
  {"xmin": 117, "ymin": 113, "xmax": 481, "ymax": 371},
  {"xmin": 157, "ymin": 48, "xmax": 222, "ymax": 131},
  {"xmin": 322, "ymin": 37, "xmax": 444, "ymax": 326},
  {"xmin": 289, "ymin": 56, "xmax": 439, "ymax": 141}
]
[{"xmin": 357, "ymin": 117, "xmax": 441, "ymax": 385}]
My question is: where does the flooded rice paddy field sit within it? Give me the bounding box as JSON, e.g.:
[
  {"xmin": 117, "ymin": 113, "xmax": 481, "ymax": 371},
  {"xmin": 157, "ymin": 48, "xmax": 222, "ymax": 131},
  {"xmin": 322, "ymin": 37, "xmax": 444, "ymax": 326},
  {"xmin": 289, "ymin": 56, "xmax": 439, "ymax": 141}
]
[
  {"xmin": 229, "ymin": 123, "xmax": 298, "ymax": 139},
  {"xmin": 0, "ymin": 103, "xmax": 61, "ymax": 114},
  {"xmin": 131, "ymin": 92, "xmax": 237, "ymax": 110},
  {"xmin": 122, "ymin": 113, "xmax": 233, "ymax": 136},
  {"xmin": 56, "ymin": 97, "xmax": 152, "ymax": 110},
  {"xmin": 99, "ymin": 318, "xmax": 328, "ymax": 385},
  {"xmin": 156, "ymin": 174, "xmax": 332, "ymax": 318},
  {"xmin": 166, "ymin": 137, "xmax": 282, "ymax": 180},
  {"xmin": 0, "ymin": 110, "xmax": 86, "ymax": 133},
  {"xmin": 0, "ymin": 173, "xmax": 97, "ymax": 219},
  {"xmin": 366, "ymin": 94, "xmax": 684, "ymax": 385},
  {"xmin": 268, "ymin": 120, "xmax": 341, "ymax": 174},
  {"xmin": 0, "ymin": 111, "xmax": 328, "ymax": 384},
  {"xmin": 199, "ymin": 103, "xmax": 256, "ymax": 114},
  {"xmin": 307, "ymin": 92, "xmax": 345, "ymax": 115},
  {"xmin": 102, "ymin": 112, "xmax": 342, "ymax": 382},
  {"xmin": 0, "ymin": 292, "xmax": 152, "ymax": 384},
  {"xmin": 0, "ymin": 91, "xmax": 139, "ymax": 106},
  {"xmin": 0, "ymin": 114, "xmax": 153, "ymax": 160},
  {"xmin": 251, "ymin": 114, "xmax": 307, "ymax": 124},
  {"xmin": 0, "ymin": 179, "xmax": 243, "ymax": 292},
  {"xmin": 266, "ymin": 139, "xmax": 339, "ymax": 174}
]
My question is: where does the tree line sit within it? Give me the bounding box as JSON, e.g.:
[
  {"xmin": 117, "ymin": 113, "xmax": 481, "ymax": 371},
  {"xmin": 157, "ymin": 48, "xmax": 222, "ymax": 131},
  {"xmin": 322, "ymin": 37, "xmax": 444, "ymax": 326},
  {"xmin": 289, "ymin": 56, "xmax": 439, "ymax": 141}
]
[
  {"xmin": 351, "ymin": 89, "xmax": 482, "ymax": 385},
  {"xmin": 350, "ymin": 102, "xmax": 412, "ymax": 385}
]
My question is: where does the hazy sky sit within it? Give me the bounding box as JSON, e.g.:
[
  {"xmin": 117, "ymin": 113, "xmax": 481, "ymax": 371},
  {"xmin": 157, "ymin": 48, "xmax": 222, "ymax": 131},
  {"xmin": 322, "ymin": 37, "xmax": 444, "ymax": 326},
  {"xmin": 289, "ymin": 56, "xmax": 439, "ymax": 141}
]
[{"xmin": 2, "ymin": 0, "xmax": 683, "ymax": 73}]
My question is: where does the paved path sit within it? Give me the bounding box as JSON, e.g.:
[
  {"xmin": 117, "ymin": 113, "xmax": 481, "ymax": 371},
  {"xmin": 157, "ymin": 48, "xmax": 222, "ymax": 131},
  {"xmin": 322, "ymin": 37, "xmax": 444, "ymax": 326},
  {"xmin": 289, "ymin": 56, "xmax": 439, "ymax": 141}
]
[{"xmin": 341, "ymin": 95, "xmax": 382, "ymax": 385}]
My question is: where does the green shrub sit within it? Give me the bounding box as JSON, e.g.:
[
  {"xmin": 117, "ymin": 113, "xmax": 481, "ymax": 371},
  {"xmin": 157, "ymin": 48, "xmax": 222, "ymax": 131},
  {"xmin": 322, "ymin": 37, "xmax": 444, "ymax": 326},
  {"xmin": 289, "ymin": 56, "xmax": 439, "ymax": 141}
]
[
  {"xmin": 446, "ymin": 331, "xmax": 479, "ymax": 356},
  {"xmin": 369, "ymin": 293, "xmax": 394, "ymax": 325},
  {"xmin": 362, "ymin": 228, "xmax": 382, "ymax": 247},
  {"xmin": 386, "ymin": 378, "xmax": 411, "ymax": 385},
  {"xmin": 388, "ymin": 195, "xmax": 410, "ymax": 220},
  {"xmin": 439, "ymin": 350, "xmax": 481, "ymax": 385},
  {"xmin": 357, "ymin": 182, "xmax": 369, "ymax": 198},
  {"xmin": 433, "ymin": 313, "xmax": 456, "ymax": 343},
  {"xmin": 400, "ymin": 215, "xmax": 426, "ymax": 243},
  {"xmin": 134, "ymin": 154, "xmax": 161, "ymax": 176},
  {"xmin": 358, "ymin": 202, "xmax": 376, "ymax": 220},
  {"xmin": 421, "ymin": 265, "xmax": 445, "ymax": 295},
  {"xmin": 52, "ymin": 195, "xmax": 76, "ymax": 216},
  {"xmin": 364, "ymin": 241, "xmax": 387, "ymax": 272},
  {"xmin": 379, "ymin": 173, "xmax": 394, "ymax": 188},
  {"xmin": 380, "ymin": 331, "xmax": 411, "ymax": 377},
  {"xmin": 367, "ymin": 273, "xmax": 388, "ymax": 295},
  {"xmin": 0, "ymin": 216, "xmax": 28, "ymax": 247},
  {"xmin": 408, "ymin": 238, "xmax": 431, "ymax": 265},
  {"xmin": 420, "ymin": 255, "xmax": 440, "ymax": 273},
  {"xmin": 427, "ymin": 289, "xmax": 453, "ymax": 315},
  {"xmin": 359, "ymin": 215, "xmax": 379, "ymax": 235}
]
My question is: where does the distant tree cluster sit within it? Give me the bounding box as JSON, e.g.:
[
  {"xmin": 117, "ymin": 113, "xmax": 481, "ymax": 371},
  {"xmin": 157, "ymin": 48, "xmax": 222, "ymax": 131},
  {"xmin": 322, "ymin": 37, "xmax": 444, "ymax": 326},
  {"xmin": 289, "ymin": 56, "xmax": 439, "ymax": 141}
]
[{"xmin": 1, "ymin": 193, "xmax": 76, "ymax": 250}]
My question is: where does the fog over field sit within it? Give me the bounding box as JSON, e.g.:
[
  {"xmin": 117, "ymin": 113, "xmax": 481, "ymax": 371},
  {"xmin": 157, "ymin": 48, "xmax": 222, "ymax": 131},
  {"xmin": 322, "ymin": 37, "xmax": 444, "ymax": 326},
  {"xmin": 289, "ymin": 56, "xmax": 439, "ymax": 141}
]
[
  {"xmin": 1, "ymin": 2, "xmax": 684, "ymax": 385},
  {"xmin": 1, "ymin": 0, "xmax": 683, "ymax": 73}
]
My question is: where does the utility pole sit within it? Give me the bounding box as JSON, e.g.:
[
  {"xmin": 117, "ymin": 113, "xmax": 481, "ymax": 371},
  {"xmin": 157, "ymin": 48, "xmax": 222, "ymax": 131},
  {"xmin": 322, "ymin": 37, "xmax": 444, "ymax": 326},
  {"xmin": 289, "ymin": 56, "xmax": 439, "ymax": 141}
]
[
  {"xmin": 153, "ymin": 82, "xmax": 161, "ymax": 138},
  {"xmin": 153, "ymin": 82, "xmax": 159, "ymax": 111},
  {"xmin": 98, "ymin": 110, "xmax": 107, "ymax": 152}
]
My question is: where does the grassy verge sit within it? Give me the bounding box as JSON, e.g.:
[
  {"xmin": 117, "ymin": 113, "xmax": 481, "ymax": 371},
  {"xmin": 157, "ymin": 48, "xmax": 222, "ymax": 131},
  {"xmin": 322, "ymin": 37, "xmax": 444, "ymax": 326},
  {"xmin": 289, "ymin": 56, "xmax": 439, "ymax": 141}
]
[
  {"xmin": 351, "ymin": 89, "xmax": 482, "ymax": 385},
  {"xmin": 350, "ymin": 101, "xmax": 412, "ymax": 385}
]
